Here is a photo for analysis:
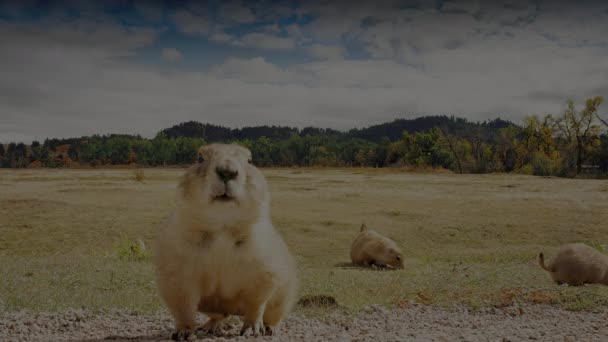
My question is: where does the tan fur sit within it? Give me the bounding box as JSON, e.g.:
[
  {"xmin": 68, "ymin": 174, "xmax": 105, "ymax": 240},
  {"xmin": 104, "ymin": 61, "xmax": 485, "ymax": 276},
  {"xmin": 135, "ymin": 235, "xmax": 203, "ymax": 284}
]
[
  {"xmin": 350, "ymin": 224, "xmax": 404, "ymax": 269},
  {"xmin": 538, "ymin": 243, "xmax": 608, "ymax": 286},
  {"xmin": 154, "ymin": 144, "xmax": 298, "ymax": 340}
]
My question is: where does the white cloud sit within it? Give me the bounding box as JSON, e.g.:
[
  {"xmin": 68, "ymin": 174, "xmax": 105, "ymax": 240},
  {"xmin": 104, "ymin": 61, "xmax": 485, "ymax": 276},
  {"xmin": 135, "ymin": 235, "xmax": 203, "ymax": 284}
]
[
  {"xmin": 354, "ymin": 11, "xmax": 482, "ymax": 63},
  {"xmin": 250, "ymin": 1, "xmax": 293, "ymax": 22},
  {"xmin": 0, "ymin": 20, "xmax": 157, "ymax": 58},
  {"xmin": 161, "ymin": 48, "xmax": 182, "ymax": 62},
  {"xmin": 134, "ymin": 2, "xmax": 164, "ymax": 22},
  {"xmin": 306, "ymin": 44, "xmax": 347, "ymax": 60},
  {"xmin": 209, "ymin": 57, "xmax": 304, "ymax": 84},
  {"xmin": 294, "ymin": 0, "xmax": 608, "ymax": 67},
  {"xmin": 441, "ymin": 0, "xmax": 482, "ymax": 15},
  {"xmin": 285, "ymin": 23, "xmax": 313, "ymax": 45},
  {"xmin": 304, "ymin": 15, "xmax": 360, "ymax": 42},
  {"xmin": 286, "ymin": 24, "xmax": 303, "ymax": 37},
  {"xmin": 219, "ymin": 2, "xmax": 257, "ymax": 24},
  {"xmin": 209, "ymin": 31, "xmax": 233, "ymax": 43},
  {"xmin": 295, "ymin": 60, "xmax": 426, "ymax": 88},
  {"xmin": 298, "ymin": 1, "xmax": 410, "ymax": 42},
  {"xmin": 3, "ymin": 2, "xmax": 608, "ymax": 144},
  {"xmin": 234, "ymin": 33, "xmax": 295, "ymax": 50},
  {"xmin": 262, "ymin": 24, "xmax": 282, "ymax": 34},
  {"xmin": 172, "ymin": 10, "xmax": 211, "ymax": 35},
  {"xmin": 531, "ymin": 3, "xmax": 608, "ymax": 46},
  {"xmin": 3, "ymin": 35, "xmax": 607, "ymax": 144}
]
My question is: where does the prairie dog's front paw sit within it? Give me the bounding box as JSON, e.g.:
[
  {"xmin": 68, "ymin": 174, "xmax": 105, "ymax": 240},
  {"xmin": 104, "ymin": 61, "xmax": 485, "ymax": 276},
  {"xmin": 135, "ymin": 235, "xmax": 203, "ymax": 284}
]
[
  {"xmin": 198, "ymin": 314, "xmax": 228, "ymax": 336},
  {"xmin": 240, "ymin": 318, "xmax": 264, "ymax": 336},
  {"xmin": 171, "ymin": 328, "xmax": 195, "ymax": 341},
  {"xmin": 265, "ymin": 325, "xmax": 278, "ymax": 336}
]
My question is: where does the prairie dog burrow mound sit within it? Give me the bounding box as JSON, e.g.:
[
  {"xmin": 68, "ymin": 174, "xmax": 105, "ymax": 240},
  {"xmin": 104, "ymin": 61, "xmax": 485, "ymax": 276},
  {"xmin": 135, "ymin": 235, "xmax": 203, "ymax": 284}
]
[
  {"xmin": 154, "ymin": 143, "xmax": 298, "ymax": 341},
  {"xmin": 538, "ymin": 243, "xmax": 608, "ymax": 286},
  {"xmin": 350, "ymin": 223, "xmax": 404, "ymax": 269},
  {"xmin": 297, "ymin": 295, "xmax": 338, "ymax": 309}
]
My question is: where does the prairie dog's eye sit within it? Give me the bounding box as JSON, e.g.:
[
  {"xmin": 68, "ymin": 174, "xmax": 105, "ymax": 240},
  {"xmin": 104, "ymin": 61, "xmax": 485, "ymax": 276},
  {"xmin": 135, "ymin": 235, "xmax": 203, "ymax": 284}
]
[
  {"xmin": 396, "ymin": 256, "xmax": 401, "ymax": 261},
  {"xmin": 197, "ymin": 153, "xmax": 204, "ymax": 163}
]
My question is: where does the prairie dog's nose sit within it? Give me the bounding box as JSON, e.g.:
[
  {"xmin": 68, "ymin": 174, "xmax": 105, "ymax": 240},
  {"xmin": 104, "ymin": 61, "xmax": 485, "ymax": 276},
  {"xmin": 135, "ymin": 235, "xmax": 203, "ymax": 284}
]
[{"xmin": 216, "ymin": 166, "xmax": 238, "ymax": 182}]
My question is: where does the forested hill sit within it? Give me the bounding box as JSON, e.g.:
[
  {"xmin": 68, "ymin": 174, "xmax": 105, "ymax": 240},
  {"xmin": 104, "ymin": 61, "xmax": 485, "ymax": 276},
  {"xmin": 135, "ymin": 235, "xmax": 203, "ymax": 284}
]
[
  {"xmin": 2, "ymin": 105, "xmax": 607, "ymax": 178},
  {"xmin": 161, "ymin": 122, "xmax": 301, "ymax": 141},
  {"xmin": 349, "ymin": 116, "xmax": 513, "ymax": 142},
  {"xmin": 161, "ymin": 115, "xmax": 513, "ymax": 142}
]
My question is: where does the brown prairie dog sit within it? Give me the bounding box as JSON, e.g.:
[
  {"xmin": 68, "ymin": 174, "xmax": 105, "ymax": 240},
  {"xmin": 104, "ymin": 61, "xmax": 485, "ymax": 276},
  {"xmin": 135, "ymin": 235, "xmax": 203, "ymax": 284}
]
[
  {"xmin": 154, "ymin": 143, "xmax": 298, "ymax": 340},
  {"xmin": 351, "ymin": 223, "xmax": 404, "ymax": 269},
  {"xmin": 538, "ymin": 243, "xmax": 608, "ymax": 286}
]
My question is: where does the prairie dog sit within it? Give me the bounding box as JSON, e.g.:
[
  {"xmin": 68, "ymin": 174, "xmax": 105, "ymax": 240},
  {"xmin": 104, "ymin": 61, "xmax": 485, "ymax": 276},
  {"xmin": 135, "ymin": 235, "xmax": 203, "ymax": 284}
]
[
  {"xmin": 350, "ymin": 224, "xmax": 404, "ymax": 269},
  {"xmin": 154, "ymin": 143, "xmax": 298, "ymax": 340},
  {"xmin": 538, "ymin": 243, "xmax": 608, "ymax": 286}
]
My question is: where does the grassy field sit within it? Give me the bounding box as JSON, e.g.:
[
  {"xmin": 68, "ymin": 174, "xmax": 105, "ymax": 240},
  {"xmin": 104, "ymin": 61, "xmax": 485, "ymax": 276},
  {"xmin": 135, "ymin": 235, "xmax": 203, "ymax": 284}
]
[{"xmin": 1, "ymin": 168, "xmax": 607, "ymax": 315}]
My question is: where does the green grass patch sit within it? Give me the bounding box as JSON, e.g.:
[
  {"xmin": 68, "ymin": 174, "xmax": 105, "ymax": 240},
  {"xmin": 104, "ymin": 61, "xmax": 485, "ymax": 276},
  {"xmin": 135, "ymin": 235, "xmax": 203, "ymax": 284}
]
[{"xmin": 1, "ymin": 168, "xmax": 608, "ymax": 315}]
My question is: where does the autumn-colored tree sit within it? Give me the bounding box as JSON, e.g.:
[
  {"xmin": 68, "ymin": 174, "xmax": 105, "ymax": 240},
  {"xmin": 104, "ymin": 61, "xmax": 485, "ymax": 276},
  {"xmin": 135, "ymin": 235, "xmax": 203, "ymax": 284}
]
[
  {"xmin": 438, "ymin": 127, "xmax": 463, "ymax": 173},
  {"xmin": 175, "ymin": 137, "xmax": 205, "ymax": 164},
  {"xmin": 516, "ymin": 116, "xmax": 562, "ymax": 175},
  {"xmin": 105, "ymin": 136, "xmax": 133, "ymax": 165},
  {"xmin": 30, "ymin": 141, "xmax": 42, "ymax": 163},
  {"xmin": 597, "ymin": 135, "xmax": 608, "ymax": 173},
  {"xmin": 590, "ymin": 96, "xmax": 606, "ymax": 128},
  {"xmin": 452, "ymin": 138, "xmax": 474, "ymax": 172},
  {"xmin": 250, "ymin": 136, "xmax": 275, "ymax": 166},
  {"xmin": 7, "ymin": 143, "xmax": 29, "ymax": 168},
  {"xmin": 152, "ymin": 133, "xmax": 177, "ymax": 166},
  {"xmin": 495, "ymin": 125, "xmax": 520, "ymax": 172},
  {"xmin": 130, "ymin": 139, "xmax": 153, "ymax": 165},
  {"xmin": 386, "ymin": 139, "xmax": 407, "ymax": 165},
  {"xmin": 0, "ymin": 143, "xmax": 8, "ymax": 168},
  {"xmin": 556, "ymin": 98, "xmax": 602, "ymax": 175}
]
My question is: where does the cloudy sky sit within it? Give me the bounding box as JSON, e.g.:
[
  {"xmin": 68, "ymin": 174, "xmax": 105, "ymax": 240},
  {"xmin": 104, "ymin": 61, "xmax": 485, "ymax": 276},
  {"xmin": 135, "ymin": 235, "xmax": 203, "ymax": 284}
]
[{"xmin": 1, "ymin": 0, "xmax": 607, "ymax": 143}]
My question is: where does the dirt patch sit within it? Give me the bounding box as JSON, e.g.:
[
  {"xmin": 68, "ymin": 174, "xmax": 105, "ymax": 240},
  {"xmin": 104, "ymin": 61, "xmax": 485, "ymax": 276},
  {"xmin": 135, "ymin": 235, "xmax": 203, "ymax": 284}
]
[
  {"xmin": 297, "ymin": 295, "xmax": 338, "ymax": 309},
  {"xmin": 289, "ymin": 186, "xmax": 317, "ymax": 191},
  {"xmin": 1, "ymin": 304, "xmax": 607, "ymax": 341},
  {"xmin": 10, "ymin": 177, "xmax": 62, "ymax": 182},
  {"xmin": 0, "ymin": 199, "xmax": 65, "ymax": 212},
  {"xmin": 56, "ymin": 187, "xmax": 138, "ymax": 193}
]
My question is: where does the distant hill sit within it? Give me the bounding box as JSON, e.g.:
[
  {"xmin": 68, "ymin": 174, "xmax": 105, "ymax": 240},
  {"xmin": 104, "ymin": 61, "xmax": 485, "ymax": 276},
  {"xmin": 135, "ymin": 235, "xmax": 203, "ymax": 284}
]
[
  {"xmin": 161, "ymin": 121, "xmax": 299, "ymax": 141},
  {"xmin": 3, "ymin": 113, "xmax": 606, "ymax": 177},
  {"xmin": 348, "ymin": 115, "xmax": 514, "ymax": 142},
  {"xmin": 160, "ymin": 116, "xmax": 516, "ymax": 143}
]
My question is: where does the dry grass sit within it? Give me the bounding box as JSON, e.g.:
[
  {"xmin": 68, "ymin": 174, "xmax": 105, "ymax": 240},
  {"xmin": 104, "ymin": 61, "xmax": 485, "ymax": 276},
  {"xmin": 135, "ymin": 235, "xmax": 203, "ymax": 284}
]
[
  {"xmin": 0, "ymin": 168, "xmax": 607, "ymax": 315},
  {"xmin": 133, "ymin": 169, "xmax": 145, "ymax": 183}
]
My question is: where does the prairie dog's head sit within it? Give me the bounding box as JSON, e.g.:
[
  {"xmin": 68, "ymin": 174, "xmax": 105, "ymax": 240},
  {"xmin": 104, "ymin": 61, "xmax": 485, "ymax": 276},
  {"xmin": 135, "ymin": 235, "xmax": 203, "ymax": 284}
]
[
  {"xmin": 179, "ymin": 143, "xmax": 268, "ymax": 217},
  {"xmin": 197, "ymin": 143, "xmax": 254, "ymax": 202},
  {"xmin": 381, "ymin": 245, "xmax": 404, "ymax": 269}
]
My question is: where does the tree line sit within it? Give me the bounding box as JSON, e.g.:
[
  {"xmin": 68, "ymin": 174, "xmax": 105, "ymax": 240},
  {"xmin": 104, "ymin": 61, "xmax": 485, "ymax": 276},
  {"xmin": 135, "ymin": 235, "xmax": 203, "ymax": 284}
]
[{"xmin": 1, "ymin": 97, "xmax": 607, "ymax": 177}]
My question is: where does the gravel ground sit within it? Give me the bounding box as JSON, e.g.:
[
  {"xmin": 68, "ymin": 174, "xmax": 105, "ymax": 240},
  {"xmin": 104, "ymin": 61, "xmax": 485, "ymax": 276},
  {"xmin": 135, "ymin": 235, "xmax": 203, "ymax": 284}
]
[{"xmin": 1, "ymin": 304, "xmax": 607, "ymax": 342}]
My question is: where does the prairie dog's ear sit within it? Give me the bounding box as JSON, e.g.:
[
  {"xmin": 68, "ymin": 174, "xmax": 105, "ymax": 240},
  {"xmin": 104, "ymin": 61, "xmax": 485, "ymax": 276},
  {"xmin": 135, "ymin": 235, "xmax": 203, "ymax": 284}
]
[
  {"xmin": 360, "ymin": 223, "xmax": 368, "ymax": 232},
  {"xmin": 197, "ymin": 145, "xmax": 208, "ymax": 163}
]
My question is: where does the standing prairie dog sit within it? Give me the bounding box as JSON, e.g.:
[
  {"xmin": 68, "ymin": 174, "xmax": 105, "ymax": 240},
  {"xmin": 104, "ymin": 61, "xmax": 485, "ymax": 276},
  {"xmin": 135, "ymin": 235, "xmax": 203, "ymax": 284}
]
[
  {"xmin": 538, "ymin": 243, "xmax": 608, "ymax": 286},
  {"xmin": 154, "ymin": 144, "xmax": 298, "ymax": 340},
  {"xmin": 350, "ymin": 224, "xmax": 404, "ymax": 269}
]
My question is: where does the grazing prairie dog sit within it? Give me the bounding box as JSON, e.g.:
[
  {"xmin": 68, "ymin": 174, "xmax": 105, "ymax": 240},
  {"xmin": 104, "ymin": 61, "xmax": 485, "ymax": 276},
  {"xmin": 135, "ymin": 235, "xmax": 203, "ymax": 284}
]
[
  {"xmin": 154, "ymin": 144, "xmax": 298, "ymax": 340},
  {"xmin": 350, "ymin": 224, "xmax": 404, "ymax": 269},
  {"xmin": 538, "ymin": 243, "xmax": 608, "ymax": 286}
]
